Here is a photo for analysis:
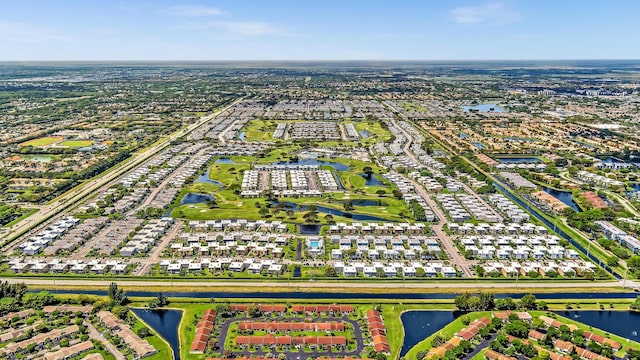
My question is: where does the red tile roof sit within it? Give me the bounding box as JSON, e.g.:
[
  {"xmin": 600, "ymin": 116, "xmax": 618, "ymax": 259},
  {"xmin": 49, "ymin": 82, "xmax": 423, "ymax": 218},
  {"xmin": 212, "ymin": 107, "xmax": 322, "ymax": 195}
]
[{"xmin": 190, "ymin": 309, "xmax": 217, "ymax": 353}]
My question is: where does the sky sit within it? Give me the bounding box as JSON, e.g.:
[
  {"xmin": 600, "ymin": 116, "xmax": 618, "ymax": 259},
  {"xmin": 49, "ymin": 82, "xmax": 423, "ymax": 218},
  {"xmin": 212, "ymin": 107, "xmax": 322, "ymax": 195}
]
[{"xmin": 1, "ymin": 0, "xmax": 639, "ymax": 61}]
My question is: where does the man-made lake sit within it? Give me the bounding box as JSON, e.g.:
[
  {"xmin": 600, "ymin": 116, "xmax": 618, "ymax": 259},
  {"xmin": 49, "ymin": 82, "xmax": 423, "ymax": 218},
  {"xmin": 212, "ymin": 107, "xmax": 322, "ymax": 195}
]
[
  {"xmin": 276, "ymin": 201, "xmax": 392, "ymax": 222},
  {"xmin": 542, "ymin": 186, "xmax": 581, "ymax": 211},
  {"xmin": 359, "ymin": 130, "xmax": 371, "ymax": 138},
  {"xmin": 556, "ymin": 310, "xmax": 640, "ymax": 341},
  {"xmin": 498, "ymin": 157, "xmax": 541, "ymax": 163},
  {"xmin": 22, "ymin": 154, "xmax": 54, "ymax": 162},
  {"xmin": 361, "ymin": 174, "xmax": 385, "ymax": 186},
  {"xmin": 632, "ymin": 183, "xmax": 640, "ymax": 191},
  {"xmin": 214, "ymin": 158, "xmax": 236, "ymax": 164},
  {"xmin": 181, "ymin": 193, "xmax": 215, "ymax": 205},
  {"xmin": 399, "ymin": 310, "xmax": 640, "ymax": 357},
  {"xmin": 473, "ymin": 142, "xmax": 485, "ymax": 149},
  {"xmin": 194, "ymin": 168, "xmax": 224, "ymax": 186},
  {"xmin": 400, "ymin": 311, "xmax": 456, "ymax": 356},
  {"xmin": 133, "ymin": 308, "xmax": 182, "ymax": 360},
  {"xmin": 462, "ymin": 104, "xmax": 505, "ymax": 112}
]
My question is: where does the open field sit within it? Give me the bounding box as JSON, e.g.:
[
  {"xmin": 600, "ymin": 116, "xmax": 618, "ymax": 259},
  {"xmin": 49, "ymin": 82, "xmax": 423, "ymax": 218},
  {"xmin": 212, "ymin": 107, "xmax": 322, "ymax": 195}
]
[
  {"xmin": 59, "ymin": 139, "xmax": 94, "ymax": 147},
  {"xmin": 18, "ymin": 136, "xmax": 63, "ymax": 147}
]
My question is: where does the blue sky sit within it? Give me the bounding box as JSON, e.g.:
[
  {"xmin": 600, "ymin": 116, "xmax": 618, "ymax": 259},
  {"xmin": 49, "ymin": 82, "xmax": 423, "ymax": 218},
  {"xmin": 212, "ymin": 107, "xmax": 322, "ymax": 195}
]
[{"xmin": 1, "ymin": 0, "xmax": 638, "ymax": 61}]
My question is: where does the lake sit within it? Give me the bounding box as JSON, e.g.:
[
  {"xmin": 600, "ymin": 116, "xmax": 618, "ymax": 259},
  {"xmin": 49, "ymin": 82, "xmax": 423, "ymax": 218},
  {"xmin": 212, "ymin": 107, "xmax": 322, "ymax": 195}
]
[
  {"xmin": 214, "ymin": 158, "xmax": 236, "ymax": 164},
  {"xmin": 133, "ymin": 308, "xmax": 182, "ymax": 360},
  {"xmin": 498, "ymin": 157, "xmax": 541, "ymax": 163},
  {"xmin": 181, "ymin": 193, "xmax": 215, "ymax": 205},
  {"xmin": 399, "ymin": 310, "xmax": 640, "ymax": 356},
  {"xmin": 462, "ymin": 104, "xmax": 505, "ymax": 113},
  {"xmin": 542, "ymin": 186, "xmax": 581, "ymax": 211},
  {"xmin": 555, "ymin": 310, "xmax": 640, "ymax": 341},
  {"xmin": 361, "ymin": 173, "xmax": 385, "ymax": 186},
  {"xmin": 195, "ymin": 168, "xmax": 224, "ymax": 186},
  {"xmin": 400, "ymin": 311, "xmax": 457, "ymax": 356},
  {"xmin": 276, "ymin": 201, "xmax": 393, "ymax": 222},
  {"xmin": 359, "ymin": 130, "xmax": 371, "ymax": 138},
  {"xmin": 22, "ymin": 154, "xmax": 54, "ymax": 162}
]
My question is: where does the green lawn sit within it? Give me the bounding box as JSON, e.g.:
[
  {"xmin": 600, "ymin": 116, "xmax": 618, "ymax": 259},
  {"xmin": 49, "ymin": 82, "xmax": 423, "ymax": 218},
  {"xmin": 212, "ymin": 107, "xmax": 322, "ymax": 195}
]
[
  {"xmin": 241, "ymin": 119, "xmax": 278, "ymax": 141},
  {"xmin": 59, "ymin": 140, "xmax": 94, "ymax": 147},
  {"xmin": 19, "ymin": 136, "xmax": 63, "ymax": 147}
]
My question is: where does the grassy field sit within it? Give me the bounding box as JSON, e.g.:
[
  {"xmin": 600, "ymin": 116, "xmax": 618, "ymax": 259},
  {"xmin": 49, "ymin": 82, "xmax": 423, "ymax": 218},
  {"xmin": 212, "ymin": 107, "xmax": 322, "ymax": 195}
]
[
  {"xmin": 19, "ymin": 136, "xmax": 63, "ymax": 147},
  {"xmin": 241, "ymin": 119, "xmax": 278, "ymax": 141},
  {"xmin": 59, "ymin": 139, "xmax": 94, "ymax": 147}
]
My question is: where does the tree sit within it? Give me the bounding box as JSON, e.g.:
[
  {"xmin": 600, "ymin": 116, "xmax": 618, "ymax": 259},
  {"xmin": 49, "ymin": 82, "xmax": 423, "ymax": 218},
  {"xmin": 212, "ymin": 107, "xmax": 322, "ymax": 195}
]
[
  {"xmin": 259, "ymin": 206, "xmax": 270, "ymax": 218},
  {"xmin": 343, "ymin": 200, "xmax": 354, "ymax": 211},
  {"xmin": 376, "ymin": 189, "xmax": 386, "ymax": 197},
  {"xmin": 112, "ymin": 306, "xmax": 129, "ymax": 320},
  {"xmin": 137, "ymin": 327, "xmax": 151, "ymax": 337},
  {"xmin": 519, "ymin": 294, "xmax": 538, "ymax": 310},
  {"xmin": 324, "ymin": 267, "xmax": 338, "ymax": 277},
  {"xmin": 108, "ymin": 283, "xmax": 128, "ymax": 306},
  {"xmin": 363, "ymin": 166, "xmax": 374, "ymax": 178},
  {"xmin": 324, "ymin": 214, "xmax": 335, "ymax": 224},
  {"xmin": 206, "ymin": 197, "xmax": 218, "ymax": 209}
]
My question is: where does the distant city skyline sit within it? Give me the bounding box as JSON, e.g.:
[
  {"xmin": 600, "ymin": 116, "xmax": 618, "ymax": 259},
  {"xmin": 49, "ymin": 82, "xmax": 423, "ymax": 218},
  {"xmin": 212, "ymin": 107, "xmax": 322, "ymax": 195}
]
[{"xmin": 1, "ymin": 0, "xmax": 639, "ymax": 61}]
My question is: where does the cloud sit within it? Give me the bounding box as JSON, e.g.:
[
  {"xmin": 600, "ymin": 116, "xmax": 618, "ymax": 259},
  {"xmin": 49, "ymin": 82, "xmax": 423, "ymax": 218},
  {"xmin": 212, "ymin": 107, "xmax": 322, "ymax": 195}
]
[
  {"xmin": 450, "ymin": 2, "xmax": 521, "ymax": 26},
  {"xmin": 169, "ymin": 5, "xmax": 224, "ymax": 17},
  {"xmin": 179, "ymin": 20, "xmax": 286, "ymax": 37},
  {"xmin": 0, "ymin": 21, "xmax": 70, "ymax": 43}
]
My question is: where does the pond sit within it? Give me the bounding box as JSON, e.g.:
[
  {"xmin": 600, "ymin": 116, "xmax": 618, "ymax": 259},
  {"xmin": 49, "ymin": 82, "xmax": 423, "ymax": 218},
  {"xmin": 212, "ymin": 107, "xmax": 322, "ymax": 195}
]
[
  {"xmin": 360, "ymin": 173, "xmax": 386, "ymax": 186},
  {"xmin": 542, "ymin": 186, "xmax": 581, "ymax": 211},
  {"xmin": 400, "ymin": 311, "xmax": 457, "ymax": 356},
  {"xmin": 275, "ymin": 201, "xmax": 393, "ymax": 222},
  {"xmin": 132, "ymin": 308, "xmax": 182, "ymax": 360},
  {"xmin": 632, "ymin": 183, "xmax": 640, "ymax": 191},
  {"xmin": 459, "ymin": 133, "xmax": 468, "ymax": 139},
  {"xmin": 275, "ymin": 159, "xmax": 350, "ymax": 171},
  {"xmin": 194, "ymin": 168, "xmax": 224, "ymax": 186},
  {"xmin": 215, "ymin": 158, "xmax": 236, "ymax": 164},
  {"xmin": 473, "ymin": 142, "xmax": 485, "ymax": 149},
  {"xmin": 554, "ymin": 311, "xmax": 640, "ymax": 341},
  {"xmin": 238, "ymin": 132, "xmax": 246, "ymax": 141},
  {"xmin": 22, "ymin": 154, "xmax": 54, "ymax": 162},
  {"xmin": 399, "ymin": 310, "xmax": 640, "ymax": 357},
  {"xmin": 462, "ymin": 104, "xmax": 505, "ymax": 113},
  {"xmin": 350, "ymin": 199, "xmax": 387, "ymax": 207},
  {"xmin": 181, "ymin": 193, "xmax": 215, "ymax": 205},
  {"xmin": 359, "ymin": 130, "xmax": 371, "ymax": 138},
  {"xmin": 498, "ymin": 157, "xmax": 541, "ymax": 163}
]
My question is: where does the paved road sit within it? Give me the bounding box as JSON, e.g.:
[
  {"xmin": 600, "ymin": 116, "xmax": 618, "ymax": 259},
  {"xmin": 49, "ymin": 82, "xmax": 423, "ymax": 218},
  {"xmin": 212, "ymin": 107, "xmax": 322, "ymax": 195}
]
[
  {"xmin": 2, "ymin": 277, "xmax": 638, "ymax": 290},
  {"xmin": 86, "ymin": 321, "xmax": 126, "ymax": 360},
  {"xmin": 1, "ymin": 97, "xmax": 244, "ymax": 246}
]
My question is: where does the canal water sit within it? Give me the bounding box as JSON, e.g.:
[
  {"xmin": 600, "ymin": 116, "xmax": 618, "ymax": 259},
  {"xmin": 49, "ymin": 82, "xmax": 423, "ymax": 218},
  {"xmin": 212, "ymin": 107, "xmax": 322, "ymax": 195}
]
[
  {"xmin": 49, "ymin": 289, "xmax": 636, "ymax": 300},
  {"xmin": 133, "ymin": 308, "xmax": 182, "ymax": 360},
  {"xmin": 492, "ymin": 181, "xmax": 621, "ymax": 278}
]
